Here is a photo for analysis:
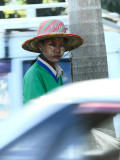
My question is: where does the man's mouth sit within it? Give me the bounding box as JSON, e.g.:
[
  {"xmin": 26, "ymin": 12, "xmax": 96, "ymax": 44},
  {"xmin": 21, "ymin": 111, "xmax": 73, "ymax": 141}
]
[{"xmin": 53, "ymin": 55, "xmax": 60, "ymax": 59}]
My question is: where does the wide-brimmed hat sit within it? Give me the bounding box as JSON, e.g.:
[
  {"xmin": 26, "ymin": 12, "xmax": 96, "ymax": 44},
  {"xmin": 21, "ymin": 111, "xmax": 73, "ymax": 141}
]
[{"xmin": 22, "ymin": 19, "xmax": 84, "ymax": 53}]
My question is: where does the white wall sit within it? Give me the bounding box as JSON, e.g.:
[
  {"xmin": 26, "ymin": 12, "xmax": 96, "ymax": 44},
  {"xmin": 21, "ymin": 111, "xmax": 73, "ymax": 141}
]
[
  {"xmin": 0, "ymin": 32, "xmax": 5, "ymax": 58},
  {"xmin": 9, "ymin": 31, "xmax": 39, "ymax": 58},
  {"xmin": 104, "ymin": 31, "xmax": 120, "ymax": 78}
]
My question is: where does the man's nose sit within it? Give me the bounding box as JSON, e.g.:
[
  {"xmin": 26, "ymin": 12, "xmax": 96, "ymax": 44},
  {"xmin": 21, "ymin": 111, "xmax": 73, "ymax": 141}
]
[{"xmin": 54, "ymin": 45, "xmax": 61, "ymax": 52}]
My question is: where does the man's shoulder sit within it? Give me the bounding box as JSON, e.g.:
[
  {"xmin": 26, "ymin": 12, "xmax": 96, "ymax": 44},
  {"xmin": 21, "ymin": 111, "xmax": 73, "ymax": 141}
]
[
  {"xmin": 24, "ymin": 63, "xmax": 40, "ymax": 77},
  {"xmin": 24, "ymin": 62, "xmax": 48, "ymax": 79}
]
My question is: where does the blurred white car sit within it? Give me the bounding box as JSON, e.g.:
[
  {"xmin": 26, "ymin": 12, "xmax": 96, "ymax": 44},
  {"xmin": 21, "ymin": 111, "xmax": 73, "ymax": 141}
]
[{"xmin": 0, "ymin": 78, "xmax": 120, "ymax": 160}]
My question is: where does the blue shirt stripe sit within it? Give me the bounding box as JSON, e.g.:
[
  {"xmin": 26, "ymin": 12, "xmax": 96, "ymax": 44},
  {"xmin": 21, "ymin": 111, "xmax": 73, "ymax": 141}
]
[{"xmin": 36, "ymin": 60, "xmax": 58, "ymax": 83}]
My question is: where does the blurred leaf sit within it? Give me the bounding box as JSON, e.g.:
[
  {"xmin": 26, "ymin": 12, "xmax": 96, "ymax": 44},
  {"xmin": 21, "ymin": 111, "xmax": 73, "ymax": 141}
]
[{"xmin": 101, "ymin": 0, "xmax": 120, "ymax": 14}]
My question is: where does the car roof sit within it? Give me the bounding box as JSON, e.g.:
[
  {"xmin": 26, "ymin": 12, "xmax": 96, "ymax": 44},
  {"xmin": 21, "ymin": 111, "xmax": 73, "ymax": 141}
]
[{"xmin": 0, "ymin": 78, "xmax": 120, "ymax": 149}]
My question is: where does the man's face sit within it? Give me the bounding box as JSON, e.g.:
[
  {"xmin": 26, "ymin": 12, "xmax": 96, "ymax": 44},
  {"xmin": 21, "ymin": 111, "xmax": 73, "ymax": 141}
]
[{"xmin": 38, "ymin": 37, "xmax": 65, "ymax": 64}]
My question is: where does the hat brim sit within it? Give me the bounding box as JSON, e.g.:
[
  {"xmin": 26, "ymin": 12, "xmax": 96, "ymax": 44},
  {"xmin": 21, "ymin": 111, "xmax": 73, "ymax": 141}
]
[{"xmin": 22, "ymin": 33, "xmax": 84, "ymax": 53}]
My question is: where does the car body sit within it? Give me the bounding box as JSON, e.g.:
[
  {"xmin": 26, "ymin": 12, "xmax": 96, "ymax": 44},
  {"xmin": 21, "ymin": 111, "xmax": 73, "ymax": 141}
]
[{"xmin": 0, "ymin": 78, "xmax": 120, "ymax": 160}]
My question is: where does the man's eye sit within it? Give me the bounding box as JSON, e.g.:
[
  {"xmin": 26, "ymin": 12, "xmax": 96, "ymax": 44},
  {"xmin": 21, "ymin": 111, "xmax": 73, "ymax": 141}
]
[
  {"xmin": 60, "ymin": 44, "xmax": 65, "ymax": 48},
  {"xmin": 49, "ymin": 43, "xmax": 55, "ymax": 47}
]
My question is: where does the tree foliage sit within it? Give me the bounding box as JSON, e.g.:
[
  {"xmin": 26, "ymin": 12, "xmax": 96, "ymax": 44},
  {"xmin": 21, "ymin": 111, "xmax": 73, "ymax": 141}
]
[
  {"xmin": 101, "ymin": 0, "xmax": 120, "ymax": 14},
  {"xmin": 1, "ymin": 0, "xmax": 119, "ymax": 19},
  {"xmin": 0, "ymin": 0, "xmax": 66, "ymax": 19},
  {"xmin": 26, "ymin": 0, "xmax": 66, "ymax": 17}
]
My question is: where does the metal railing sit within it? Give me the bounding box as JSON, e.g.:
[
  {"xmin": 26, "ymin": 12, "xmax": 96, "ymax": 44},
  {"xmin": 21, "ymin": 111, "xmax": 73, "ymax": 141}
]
[
  {"xmin": 0, "ymin": 2, "xmax": 119, "ymax": 31},
  {"xmin": 0, "ymin": 2, "xmax": 68, "ymax": 30}
]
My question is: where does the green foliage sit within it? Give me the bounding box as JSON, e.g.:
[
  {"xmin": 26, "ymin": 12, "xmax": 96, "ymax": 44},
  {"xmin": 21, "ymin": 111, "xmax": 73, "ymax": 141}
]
[
  {"xmin": 101, "ymin": 0, "xmax": 120, "ymax": 14},
  {"xmin": 0, "ymin": 0, "xmax": 5, "ymax": 6},
  {"xmin": 0, "ymin": 0, "xmax": 68, "ymax": 19},
  {"xmin": 0, "ymin": 0, "xmax": 5, "ymax": 18},
  {"xmin": 17, "ymin": 0, "xmax": 26, "ymax": 5},
  {"xmin": 26, "ymin": 0, "xmax": 42, "ymax": 4},
  {"xmin": 25, "ymin": 0, "xmax": 66, "ymax": 17},
  {"xmin": 0, "ymin": 0, "xmax": 26, "ymax": 18}
]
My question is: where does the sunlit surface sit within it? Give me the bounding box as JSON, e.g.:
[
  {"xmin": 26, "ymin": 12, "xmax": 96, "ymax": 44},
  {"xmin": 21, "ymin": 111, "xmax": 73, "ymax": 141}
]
[{"xmin": 0, "ymin": 73, "xmax": 10, "ymax": 119}]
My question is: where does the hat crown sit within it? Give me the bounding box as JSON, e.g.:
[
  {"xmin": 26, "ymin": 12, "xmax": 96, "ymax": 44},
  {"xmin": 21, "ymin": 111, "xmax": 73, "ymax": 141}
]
[
  {"xmin": 38, "ymin": 19, "xmax": 66, "ymax": 36},
  {"xmin": 22, "ymin": 19, "xmax": 84, "ymax": 53}
]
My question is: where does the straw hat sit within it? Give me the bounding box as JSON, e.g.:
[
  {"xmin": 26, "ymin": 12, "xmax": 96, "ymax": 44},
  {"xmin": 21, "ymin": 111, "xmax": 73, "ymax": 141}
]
[{"xmin": 22, "ymin": 19, "xmax": 84, "ymax": 53}]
